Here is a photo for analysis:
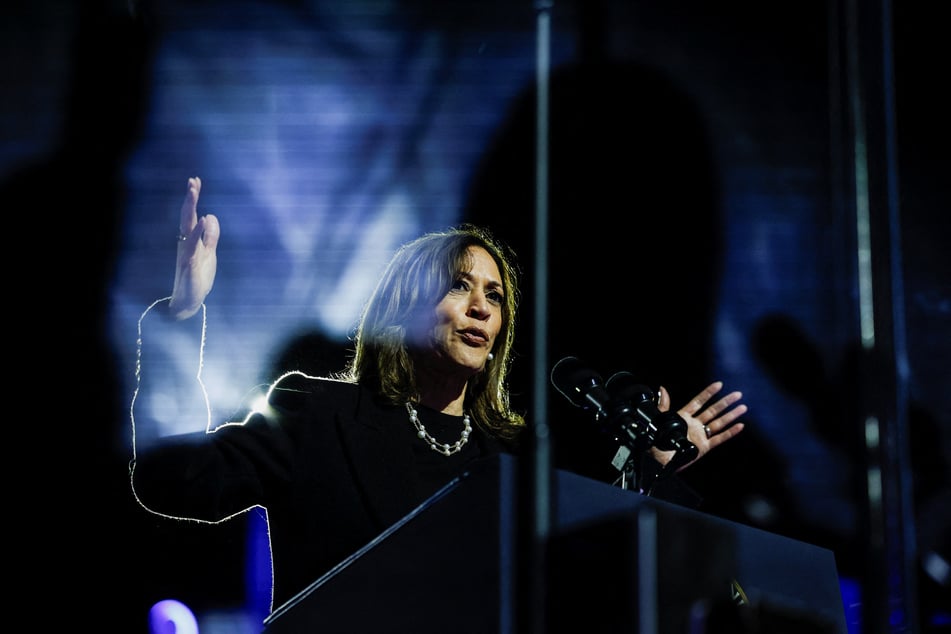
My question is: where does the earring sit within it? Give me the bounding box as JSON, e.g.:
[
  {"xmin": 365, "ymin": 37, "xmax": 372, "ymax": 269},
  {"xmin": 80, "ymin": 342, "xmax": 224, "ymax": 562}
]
[{"xmin": 486, "ymin": 352, "xmax": 495, "ymax": 361}]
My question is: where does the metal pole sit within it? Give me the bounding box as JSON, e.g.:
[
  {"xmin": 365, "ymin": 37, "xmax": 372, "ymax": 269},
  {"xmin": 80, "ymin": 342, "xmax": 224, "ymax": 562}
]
[
  {"xmin": 841, "ymin": 0, "xmax": 919, "ymax": 630},
  {"xmin": 516, "ymin": 2, "xmax": 553, "ymax": 634}
]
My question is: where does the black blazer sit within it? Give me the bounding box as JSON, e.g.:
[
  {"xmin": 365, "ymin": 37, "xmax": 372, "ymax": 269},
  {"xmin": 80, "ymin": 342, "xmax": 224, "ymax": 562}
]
[{"xmin": 132, "ymin": 373, "xmax": 505, "ymax": 611}]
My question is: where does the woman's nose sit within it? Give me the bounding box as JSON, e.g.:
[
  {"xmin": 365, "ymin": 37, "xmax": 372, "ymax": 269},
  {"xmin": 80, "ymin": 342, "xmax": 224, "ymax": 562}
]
[{"xmin": 468, "ymin": 294, "xmax": 490, "ymax": 318}]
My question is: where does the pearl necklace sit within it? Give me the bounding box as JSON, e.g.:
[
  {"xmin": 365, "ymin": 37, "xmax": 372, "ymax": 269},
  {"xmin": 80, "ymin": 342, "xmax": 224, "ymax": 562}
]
[{"xmin": 405, "ymin": 402, "xmax": 472, "ymax": 456}]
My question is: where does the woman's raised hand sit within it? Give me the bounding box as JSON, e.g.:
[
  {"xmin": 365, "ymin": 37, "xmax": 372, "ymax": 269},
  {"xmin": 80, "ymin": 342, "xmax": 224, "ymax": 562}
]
[
  {"xmin": 652, "ymin": 381, "xmax": 747, "ymax": 471},
  {"xmin": 168, "ymin": 177, "xmax": 220, "ymax": 320}
]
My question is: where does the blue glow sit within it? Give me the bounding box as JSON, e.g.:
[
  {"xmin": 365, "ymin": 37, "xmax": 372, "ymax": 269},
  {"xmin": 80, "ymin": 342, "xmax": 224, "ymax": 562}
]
[
  {"xmin": 149, "ymin": 599, "xmax": 199, "ymax": 634},
  {"xmin": 246, "ymin": 510, "xmax": 273, "ymax": 625},
  {"xmin": 839, "ymin": 577, "xmax": 862, "ymax": 634}
]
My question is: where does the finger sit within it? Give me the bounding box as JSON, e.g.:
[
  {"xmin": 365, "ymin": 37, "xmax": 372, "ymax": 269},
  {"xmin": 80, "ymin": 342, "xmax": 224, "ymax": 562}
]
[
  {"xmin": 707, "ymin": 421, "xmax": 745, "ymax": 448},
  {"xmin": 197, "ymin": 213, "xmax": 221, "ymax": 249},
  {"xmin": 658, "ymin": 385, "xmax": 671, "ymax": 412},
  {"xmin": 702, "ymin": 402, "xmax": 748, "ymax": 439},
  {"xmin": 683, "ymin": 381, "xmax": 723, "ymax": 415},
  {"xmin": 698, "ymin": 391, "xmax": 744, "ymax": 421},
  {"xmin": 179, "ymin": 176, "xmax": 202, "ymax": 237},
  {"xmin": 714, "ymin": 403, "xmax": 748, "ymax": 427}
]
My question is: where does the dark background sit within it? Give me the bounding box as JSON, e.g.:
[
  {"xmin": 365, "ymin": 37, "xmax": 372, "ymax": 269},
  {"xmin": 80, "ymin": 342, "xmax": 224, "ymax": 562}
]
[{"xmin": 4, "ymin": 1, "xmax": 947, "ymax": 632}]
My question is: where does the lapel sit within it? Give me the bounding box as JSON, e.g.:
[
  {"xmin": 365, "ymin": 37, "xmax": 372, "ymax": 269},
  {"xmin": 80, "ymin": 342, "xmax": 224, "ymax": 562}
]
[{"xmin": 337, "ymin": 393, "xmax": 420, "ymax": 527}]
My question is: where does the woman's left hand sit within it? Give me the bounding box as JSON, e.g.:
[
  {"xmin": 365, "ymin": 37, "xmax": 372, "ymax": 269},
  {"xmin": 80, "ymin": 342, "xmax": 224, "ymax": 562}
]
[{"xmin": 650, "ymin": 381, "xmax": 747, "ymax": 472}]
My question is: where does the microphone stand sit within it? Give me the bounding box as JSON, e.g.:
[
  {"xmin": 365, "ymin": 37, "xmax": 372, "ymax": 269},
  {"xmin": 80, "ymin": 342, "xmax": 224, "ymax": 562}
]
[{"xmin": 600, "ymin": 384, "xmax": 699, "ymax": 495}]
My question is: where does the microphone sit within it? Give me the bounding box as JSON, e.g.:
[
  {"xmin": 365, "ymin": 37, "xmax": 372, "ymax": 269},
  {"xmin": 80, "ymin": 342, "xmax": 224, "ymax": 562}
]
[
  {"xmin": 551, "ymin": 357, "xmax": 651, "ymax": 475},
  {"xmin": 550, "ymin": 356, "xmax": 612, "ymax": 420},
  {"xmin": 605, "ymin": 371, "xmax": 698, "ymax": 464},
  {"xmin": 551, "ymin": 357, "xmax": 700, "ymax": 485}
]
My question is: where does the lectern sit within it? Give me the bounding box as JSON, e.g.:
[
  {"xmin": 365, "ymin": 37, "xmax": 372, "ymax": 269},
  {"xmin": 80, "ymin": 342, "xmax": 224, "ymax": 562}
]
[{"xmin": 262, "ymin": 454, "xmax": 846, "ymax": 633}]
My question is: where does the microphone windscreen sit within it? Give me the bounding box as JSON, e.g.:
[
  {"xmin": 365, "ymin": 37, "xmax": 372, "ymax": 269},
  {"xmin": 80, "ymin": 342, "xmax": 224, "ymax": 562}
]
[
  {"xmin": 551, "ymin": 356, "xmax": 608, "ymax": 410},
  {"xmin": 605, "ymin": 371, "xmax": 654, "ymax": 404}
]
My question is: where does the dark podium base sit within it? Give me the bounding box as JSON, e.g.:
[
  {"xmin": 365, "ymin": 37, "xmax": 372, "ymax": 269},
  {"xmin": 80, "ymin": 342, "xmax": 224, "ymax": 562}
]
[{"xmin": 263, "ymin": 454, "xmax": 846, "ymax": 633}]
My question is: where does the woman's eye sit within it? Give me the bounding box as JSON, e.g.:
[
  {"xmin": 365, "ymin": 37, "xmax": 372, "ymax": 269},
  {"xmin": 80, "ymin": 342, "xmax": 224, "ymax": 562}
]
[
  {"xmin": 450, "ymin": 279, "xmax": 469, "ymax": 291},
  {"xmin": 487, "ymin": 290, "xmax": 503, "ymax": 304}
]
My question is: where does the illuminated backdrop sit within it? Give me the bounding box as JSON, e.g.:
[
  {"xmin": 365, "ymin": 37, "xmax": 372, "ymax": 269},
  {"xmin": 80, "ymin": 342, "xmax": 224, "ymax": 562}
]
[{"xmin": 3, "ymin": 1, "xmax": 947, "ymax": 632}]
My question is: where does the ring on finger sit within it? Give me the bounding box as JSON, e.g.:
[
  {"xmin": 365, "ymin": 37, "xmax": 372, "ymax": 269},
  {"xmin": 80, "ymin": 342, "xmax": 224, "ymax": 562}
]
[{"xmin": 704, "ymin": 424, "xmax": 712, "ymax": 439}]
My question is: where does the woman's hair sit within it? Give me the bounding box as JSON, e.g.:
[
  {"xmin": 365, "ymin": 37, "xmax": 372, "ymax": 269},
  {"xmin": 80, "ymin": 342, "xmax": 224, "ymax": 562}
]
[{"xmin": 340, "ymin": 223, "xmax": 525, "ymax": 443}]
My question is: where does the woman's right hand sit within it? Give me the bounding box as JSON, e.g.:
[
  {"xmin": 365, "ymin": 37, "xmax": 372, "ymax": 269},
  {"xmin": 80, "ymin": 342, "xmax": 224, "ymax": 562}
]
[{"xmin": 168, "ymin": 177, "xmax": 220, "ymax": 320}]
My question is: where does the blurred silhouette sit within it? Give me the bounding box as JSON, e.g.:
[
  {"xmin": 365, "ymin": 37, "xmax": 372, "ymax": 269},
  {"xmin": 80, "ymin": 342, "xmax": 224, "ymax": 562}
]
[
  {"xmin": 752, "ymin": 312, "xmax": 950, "ymax": 631},
  {"xmin": 2, "ymin": 1, "xmax": 159, "ymax": 629},
  {"xmin": 463, "ymin": 58, "xmax": 746, "ymax": 494},
  {"xmin": 266, "ymin": 330, "xmax": 352, "ymax": 382}
]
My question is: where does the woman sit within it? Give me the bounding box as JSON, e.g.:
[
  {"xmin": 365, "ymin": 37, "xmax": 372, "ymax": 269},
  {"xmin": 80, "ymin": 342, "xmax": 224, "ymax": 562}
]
[{"xmin": 131, "ymin": 177, "xmax": 746, "ymax": 614}]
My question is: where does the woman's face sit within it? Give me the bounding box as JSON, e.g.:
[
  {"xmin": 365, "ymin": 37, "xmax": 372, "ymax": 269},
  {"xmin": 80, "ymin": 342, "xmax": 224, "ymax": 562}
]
[{"xmin": 424, "ymin": 245, "xmax": 504, "ymax": 377}]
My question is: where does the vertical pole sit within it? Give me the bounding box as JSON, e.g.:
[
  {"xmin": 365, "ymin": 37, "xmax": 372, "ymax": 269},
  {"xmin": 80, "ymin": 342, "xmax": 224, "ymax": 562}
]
[
  {"xmin": 841, "ymin": 0, "xmax": 919, "ymax": 630},
  {"xmin": 516, "ymin": 2, "xmax": 553, "ymax": 634}
]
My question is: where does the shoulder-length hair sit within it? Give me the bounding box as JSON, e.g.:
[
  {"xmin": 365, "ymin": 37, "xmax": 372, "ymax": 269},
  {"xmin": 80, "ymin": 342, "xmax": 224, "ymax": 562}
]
[{"xmin": 340, "ymin": 224, "xmax": 525, "ymax": 443}]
